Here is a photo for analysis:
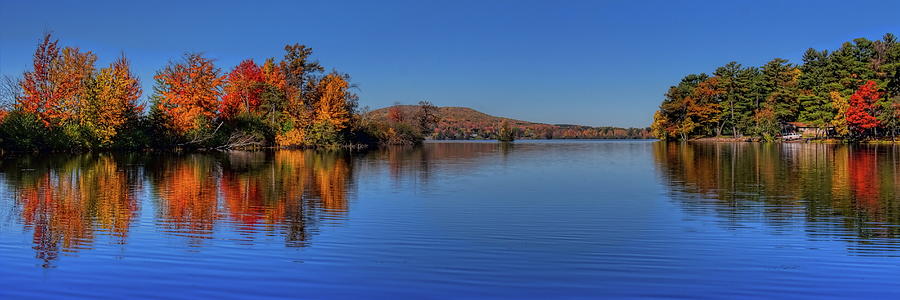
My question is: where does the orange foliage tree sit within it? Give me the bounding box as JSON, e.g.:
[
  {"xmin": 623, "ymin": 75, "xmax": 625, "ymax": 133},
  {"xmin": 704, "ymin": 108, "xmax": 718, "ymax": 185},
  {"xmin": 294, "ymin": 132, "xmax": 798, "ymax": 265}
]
[
  {"xmin": 57, "ymin": 47, "xmax": 97, "ymax": 123},
  {"xmin": 313, "ymin": 72, "xmax": 356, "ymax": 130},
  {"xmin": 153, "ymin": 53, "xmax": 224, "ymax": 135},
  {"xmin": 262, "ymin": 58, "xmax": 287, "ymax": 90},
  {"xmin": 19, "ymin": 33, "xmax": 97, "ymax": 126},
  {"xmin": 388, "ymin": 105, "xmax": 404, "ymax": 123}
]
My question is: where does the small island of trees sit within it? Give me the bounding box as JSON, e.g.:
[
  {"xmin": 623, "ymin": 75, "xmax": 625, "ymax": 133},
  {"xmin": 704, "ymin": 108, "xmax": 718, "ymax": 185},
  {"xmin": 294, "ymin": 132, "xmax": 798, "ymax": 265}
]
[
  {"xmin": 651, "ymin": 33, "xmax": 900, "ymax": 142},
  {"xmin": 0, "ymin": 33, "xmax": 436, "ymax": 152}
]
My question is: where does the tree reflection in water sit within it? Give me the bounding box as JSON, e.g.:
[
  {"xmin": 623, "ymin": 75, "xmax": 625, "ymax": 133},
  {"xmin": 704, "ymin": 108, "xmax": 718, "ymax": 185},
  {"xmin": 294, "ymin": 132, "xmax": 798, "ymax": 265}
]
[
  {"xmin": 653, "ymin": 142, "xmax": 900, "ymax": 254},
  {"xmin": 2, "ymin": 150, "xmax": 354, "ymax": 267}
]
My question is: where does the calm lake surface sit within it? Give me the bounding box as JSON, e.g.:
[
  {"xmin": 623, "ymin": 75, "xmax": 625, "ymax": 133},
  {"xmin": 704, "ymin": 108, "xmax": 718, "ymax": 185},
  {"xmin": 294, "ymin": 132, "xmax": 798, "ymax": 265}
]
[{"xmin": 2, "ymin": 141, "xmax": 900, "ymax": 299}]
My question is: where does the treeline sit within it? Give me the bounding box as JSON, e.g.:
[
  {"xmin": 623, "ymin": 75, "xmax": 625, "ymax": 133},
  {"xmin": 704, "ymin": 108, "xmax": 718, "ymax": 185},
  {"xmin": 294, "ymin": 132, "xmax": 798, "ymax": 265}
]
[
  {"xmin": 431, "ymin": 123, "xmax": 652, "ymax": 140},
  {"xmin": 370, "ymin": 105, "xmax": 653, "ymax": 140},
  {"xmin": 0, "ymin": 34, "xmax": 433, "ymax": 151},
  {"xmin": 651, "ymin": 33, "xmax": 900, "ymax": 141}
]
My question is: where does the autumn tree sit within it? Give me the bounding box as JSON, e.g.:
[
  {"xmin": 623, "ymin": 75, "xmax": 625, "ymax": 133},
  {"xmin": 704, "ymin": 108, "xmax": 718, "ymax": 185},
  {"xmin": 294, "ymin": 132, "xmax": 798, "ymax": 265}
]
[
  {"xmin": 313, "ymin": 71, "xmax": 357, "ymax": 130},
  {"xmin": 221, "ymin": 59, "xmax": 264, "ymax": 120},
  {"xmin": 846, "ymin": 80, "xmax": 881, "ymax": 135},
  {"xmin": 56, "ymin": 47, "xmax": 97, "ymax": 123},
  {"xmin": 650, "ymin": 110, "xmax": 671, "ymax": 139},
  {"xmin": 691, "ymin": 76, "xmax": 723, "ymax": 136},
  {"xmin": 414, "ymin": 100, "xmax": 439, "ymax": 136},
  {"xmin": 258, "ymin": 58, "xmax": 287, "ymax": 121},
  {"xmin": 152, "ymin": 53, "xmax": 224, "ymax": 136},
  {"xmin": 657, "ymin": 74, "xmax": 709, "ymax": 139},
  {"xmin": 19, "ymin": 33, "xmax": 96, "ymax": 126},
  {"xmin": 86, "ymin": 55, "xmax": 142, "ymax": 146},
  {"xmin": 497, "ymin": 120, "xmax": 514, "ymax": 142},
  {"xmin": 388, "ymin": 104, "xmax": 405, "ymax": 123},
  {"xmin": 262, "ymin": 58, "xmax": 287, "ymax": 90},
  {"xmin": 830, "ymin": 91, "xmax": 850, "ymax": 136},
  {"xmin": 18, "ymin": 34, "xmax": 61, "ymax": 125}
]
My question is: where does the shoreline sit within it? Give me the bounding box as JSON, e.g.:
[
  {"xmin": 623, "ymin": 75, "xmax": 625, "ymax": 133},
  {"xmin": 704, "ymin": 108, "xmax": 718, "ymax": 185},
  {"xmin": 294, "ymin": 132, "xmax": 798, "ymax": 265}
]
[{"xmin": 689, "ymin": 137, "xmax": 900, "ymax": 144}]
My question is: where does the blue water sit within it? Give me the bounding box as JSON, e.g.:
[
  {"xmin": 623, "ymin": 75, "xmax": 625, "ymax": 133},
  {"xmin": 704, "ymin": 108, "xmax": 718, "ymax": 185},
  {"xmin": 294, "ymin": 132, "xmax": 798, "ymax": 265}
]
[{"xmin": 2, "ymin": 141, "xmax": 900, "ymax": 299}]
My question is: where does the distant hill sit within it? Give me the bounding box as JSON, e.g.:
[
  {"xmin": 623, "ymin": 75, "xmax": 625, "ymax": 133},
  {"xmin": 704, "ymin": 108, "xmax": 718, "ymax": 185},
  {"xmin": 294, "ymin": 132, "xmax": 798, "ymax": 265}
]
[{"xmin": 367, "ymin": 105, "xmax": 652, "ymax": 140}]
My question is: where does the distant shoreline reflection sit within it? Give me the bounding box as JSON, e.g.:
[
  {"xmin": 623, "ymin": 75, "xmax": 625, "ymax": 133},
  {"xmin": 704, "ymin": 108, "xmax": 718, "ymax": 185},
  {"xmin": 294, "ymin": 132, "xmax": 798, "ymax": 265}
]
[{"xmin": 653, "ymin": 142, "xmax": 900, "ymax": 255}]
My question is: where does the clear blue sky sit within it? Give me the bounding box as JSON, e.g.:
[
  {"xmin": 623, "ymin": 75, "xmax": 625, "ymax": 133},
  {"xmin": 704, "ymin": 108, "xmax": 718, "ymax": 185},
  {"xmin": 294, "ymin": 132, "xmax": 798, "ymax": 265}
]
[{"xmin": 1, "ymin": 0, "xmax": 898, "ymax": 127}]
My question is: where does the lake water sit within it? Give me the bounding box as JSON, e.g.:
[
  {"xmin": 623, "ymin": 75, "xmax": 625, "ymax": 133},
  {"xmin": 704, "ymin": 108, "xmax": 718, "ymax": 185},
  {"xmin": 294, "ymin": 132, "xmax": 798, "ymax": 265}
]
[{"xmin": 2, "ymin": 141, "xmax": 900, "ymax": 299}]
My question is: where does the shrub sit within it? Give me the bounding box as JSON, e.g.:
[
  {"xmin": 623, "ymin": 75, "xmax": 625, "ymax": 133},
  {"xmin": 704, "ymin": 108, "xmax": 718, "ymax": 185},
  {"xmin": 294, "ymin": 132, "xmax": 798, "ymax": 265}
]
[
  {"xmin": 305, "ymin": 120, "xmax": 347, "ymax": 147},
  {"xmin": 362, "ymin": 121, "xmax": 423, "ymax": 145},
  {"xmin": 0, "ymin": 110, "xmax": 46, "ymax": 151}
]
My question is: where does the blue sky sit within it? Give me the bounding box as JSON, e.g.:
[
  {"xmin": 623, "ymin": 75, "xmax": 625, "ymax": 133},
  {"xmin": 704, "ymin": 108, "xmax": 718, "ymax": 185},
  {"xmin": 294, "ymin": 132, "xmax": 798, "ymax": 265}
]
[{"xmin": 1, "ymin": 0, "xmax": 898, "ymax": 127}]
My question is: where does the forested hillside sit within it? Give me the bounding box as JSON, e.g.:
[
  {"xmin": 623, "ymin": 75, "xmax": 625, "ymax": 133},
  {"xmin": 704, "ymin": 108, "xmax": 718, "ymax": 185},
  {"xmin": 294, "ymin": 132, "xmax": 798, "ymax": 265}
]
[
  {"xmin": 368, "ymin": 105, "xmax": 652, "ymax": 140},
  {"xmin": 651, "ymin": 33, "xmax": 900, "ymax": 141}
]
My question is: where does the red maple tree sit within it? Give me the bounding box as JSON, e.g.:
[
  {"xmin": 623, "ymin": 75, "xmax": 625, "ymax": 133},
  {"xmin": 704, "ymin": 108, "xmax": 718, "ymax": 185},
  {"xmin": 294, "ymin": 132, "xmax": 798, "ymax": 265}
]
[
  {"xmin": 221, "ymin": 59, "xmax": 264, "ymax": 120},
  {"xmin": 845, "ymin": 80, "xmax": 881, "ymax": 133}
]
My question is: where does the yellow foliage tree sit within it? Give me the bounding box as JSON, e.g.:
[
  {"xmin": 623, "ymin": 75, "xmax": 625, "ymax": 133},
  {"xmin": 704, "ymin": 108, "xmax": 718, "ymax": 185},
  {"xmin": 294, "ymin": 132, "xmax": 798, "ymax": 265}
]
[
  {"xmin": 87, "ymin": 56, "xmax": 142, "ymax": 146},
  {"xmin": 830, "ymin": 91, "xmax": 850, "ymax": 136},
  {"xmin": 651, "ymin": 110, "xmax": 670, "ymax": 139},
  {"xmin": 275, "ymin": 128, "xmax": 305, "ymax": 147},
  {"xmin": 313, "ymin": 72, "xmax": 355, "ymax": 130}
]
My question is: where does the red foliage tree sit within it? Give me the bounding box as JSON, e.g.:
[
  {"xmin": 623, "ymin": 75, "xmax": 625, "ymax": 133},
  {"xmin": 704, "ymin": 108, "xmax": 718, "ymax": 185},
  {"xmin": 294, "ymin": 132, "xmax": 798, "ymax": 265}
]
[
  {"xmin": 221, "ymin": 59, "xmax": 264, "ymax": 120},
  {"xmin": 19, "ymin": 34, "xmax": 96, "ymax": 125},
  {"xmin": 845, "ymin": 80, "xmax": 881, "ymax": 133},
  {"xmin": 19, "ymin": 34, "xmax": 60, "ymax": 125},
  {"xmin": 388, "ymin": 105, "xmax": 404, "ymax": 123}
]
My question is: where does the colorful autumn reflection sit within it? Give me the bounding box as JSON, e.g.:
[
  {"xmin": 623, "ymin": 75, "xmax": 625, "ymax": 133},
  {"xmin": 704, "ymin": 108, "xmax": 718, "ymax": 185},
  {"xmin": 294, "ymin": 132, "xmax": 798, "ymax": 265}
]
[
  {"xmin": 149, "ymin": 155, "xmax": 220, "ymax": 236},
  {"xmin": 145, "ymin": 150, "xmax": 353, "ymax": 247},
  {"xmin": 4, "ymin": 154, "xmax": 140, "ymax": 267},
  {"xmin": 214, "ymin": 151, "xmax": 353, "ymax": 245},
  {"xmin": 848, "ymin": 147, "xmax": 882, "ymax": 213},
  {"xmin": 653, "ymin": 142, "xmax": 900, "ymax": 245},
  {"xmin": 3, "ymin": 150, "xmax": 355, "ymax": 267}
]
